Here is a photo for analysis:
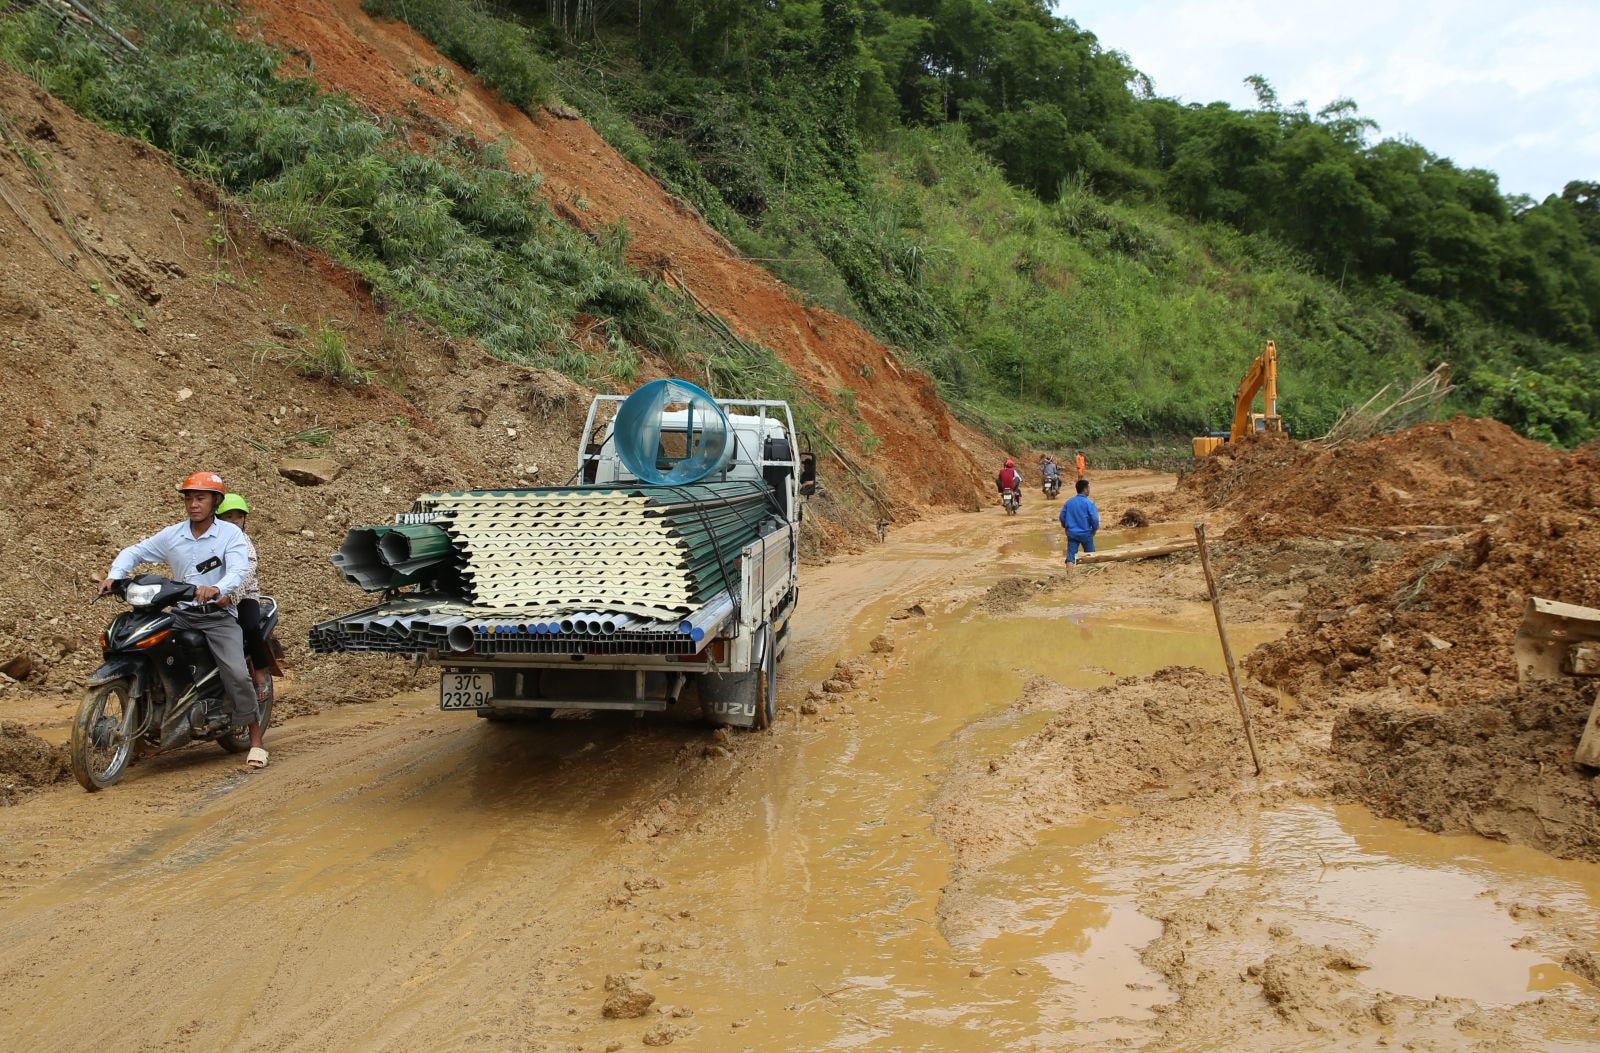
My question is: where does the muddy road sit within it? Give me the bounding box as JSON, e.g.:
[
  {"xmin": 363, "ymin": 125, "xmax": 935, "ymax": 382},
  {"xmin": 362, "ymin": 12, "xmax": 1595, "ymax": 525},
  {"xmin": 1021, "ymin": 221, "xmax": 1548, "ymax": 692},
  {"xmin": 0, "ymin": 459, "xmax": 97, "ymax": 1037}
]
[{"xmin": 3, "ymin": 473, "xmax": 1598, "ymax": 1052}]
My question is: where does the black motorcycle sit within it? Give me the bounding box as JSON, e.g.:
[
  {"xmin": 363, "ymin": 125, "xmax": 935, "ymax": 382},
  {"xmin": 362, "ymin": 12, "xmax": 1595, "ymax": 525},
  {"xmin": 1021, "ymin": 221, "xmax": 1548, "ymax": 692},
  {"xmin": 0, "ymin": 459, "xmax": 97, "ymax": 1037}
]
[
  {"xmin": 1001, "ymin": 487, "xmax": 1021, "ymax": 515},
  {"xmin": 74, "ymin": 574, "xmax": 279, "ymax": 791},
  {"xmin": 1043, "ymin": 474, "xmax": 1062, "ymax": 498}
]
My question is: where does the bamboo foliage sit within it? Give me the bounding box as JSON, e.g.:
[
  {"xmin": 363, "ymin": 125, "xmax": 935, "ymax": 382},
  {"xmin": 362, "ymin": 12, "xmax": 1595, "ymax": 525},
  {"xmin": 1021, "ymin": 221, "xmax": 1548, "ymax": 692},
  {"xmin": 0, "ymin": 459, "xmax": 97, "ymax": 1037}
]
[
  {"xmin": 545, "ymin": 0, "xmax": 630, "ymax": 38},
  {"xmin": 1315, "ymin": 364, "xmax": 1456, "ymax": 448}
]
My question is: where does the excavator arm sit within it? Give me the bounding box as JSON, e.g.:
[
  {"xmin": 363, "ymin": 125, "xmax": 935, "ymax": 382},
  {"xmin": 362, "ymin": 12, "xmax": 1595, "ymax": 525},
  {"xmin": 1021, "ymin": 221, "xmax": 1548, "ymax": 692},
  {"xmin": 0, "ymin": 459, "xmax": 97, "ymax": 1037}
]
[
  {"xmin": 1228, "ymin": 340, "xmax": 1279, "ymax": 441},
  {"xmin": 1191, "ymin": 340, "xmax": 1284, "ymax": 458}
]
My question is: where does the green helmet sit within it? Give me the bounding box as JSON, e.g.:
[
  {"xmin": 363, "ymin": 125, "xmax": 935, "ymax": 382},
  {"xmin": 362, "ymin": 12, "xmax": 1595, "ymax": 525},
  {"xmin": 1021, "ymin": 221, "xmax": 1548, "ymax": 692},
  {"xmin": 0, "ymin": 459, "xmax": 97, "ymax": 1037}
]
[{"xmin": 217, "ymin": 493, "xmax": 251, "ymax": 516}]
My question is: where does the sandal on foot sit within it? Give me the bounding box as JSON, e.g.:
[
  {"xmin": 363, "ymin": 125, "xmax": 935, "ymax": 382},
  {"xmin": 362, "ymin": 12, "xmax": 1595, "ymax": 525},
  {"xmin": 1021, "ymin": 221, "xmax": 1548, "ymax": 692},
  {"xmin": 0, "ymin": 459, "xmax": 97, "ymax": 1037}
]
[{"xmin": 246, "ymin": 747, "xmax": 269, "ymax": 770}]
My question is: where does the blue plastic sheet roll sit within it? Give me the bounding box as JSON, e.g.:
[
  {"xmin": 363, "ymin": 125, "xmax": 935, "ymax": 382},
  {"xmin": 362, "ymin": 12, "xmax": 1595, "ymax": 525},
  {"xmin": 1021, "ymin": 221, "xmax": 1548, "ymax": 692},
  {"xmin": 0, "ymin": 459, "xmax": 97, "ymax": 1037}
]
[{"xmin": 612, "ymin": 378, "xmax": 732, "ymax": 485}]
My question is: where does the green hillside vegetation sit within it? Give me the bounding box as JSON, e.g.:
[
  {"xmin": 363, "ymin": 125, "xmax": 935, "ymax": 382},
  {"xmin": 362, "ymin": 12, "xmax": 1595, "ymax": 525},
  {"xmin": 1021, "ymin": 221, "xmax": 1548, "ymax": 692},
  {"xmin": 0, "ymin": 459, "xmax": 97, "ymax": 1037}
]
[
  {"xmin": 0, "ymin": 0, "xmax": 814, "ymax": 427},
  {"xmin": 6, "ymin": 0, "xmax": 1596, "ymax": 455},
  {"xmin": 362, "ymin": 0, "xmax": 1596, "ymax": 450},
  {"xmin": 870, "ymin": 126, "xmax": 1420, "ymax": 445}
]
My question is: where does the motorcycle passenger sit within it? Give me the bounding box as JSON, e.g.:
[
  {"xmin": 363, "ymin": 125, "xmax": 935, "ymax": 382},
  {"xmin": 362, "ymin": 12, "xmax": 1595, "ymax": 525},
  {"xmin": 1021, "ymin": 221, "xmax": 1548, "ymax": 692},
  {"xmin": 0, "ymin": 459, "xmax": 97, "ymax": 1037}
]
[
  {"xmin": 216, "ymin": 492, "xmax": 270, "ymax": 704},
  {"xmin": 996, "ymin": 458, "xmax": 1023, "ymax": 509},
  {"xmin": 96, "ymin": 472, "xmax": 269, "ymax": 770}
]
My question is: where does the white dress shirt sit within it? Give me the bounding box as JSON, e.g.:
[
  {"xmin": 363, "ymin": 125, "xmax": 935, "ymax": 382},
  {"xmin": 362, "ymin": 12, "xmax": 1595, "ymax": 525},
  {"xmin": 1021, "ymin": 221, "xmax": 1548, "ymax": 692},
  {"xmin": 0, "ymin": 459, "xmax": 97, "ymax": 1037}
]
[{"xmin": 108, "ymin": 517, "xmax": 251, "ymax": 617}]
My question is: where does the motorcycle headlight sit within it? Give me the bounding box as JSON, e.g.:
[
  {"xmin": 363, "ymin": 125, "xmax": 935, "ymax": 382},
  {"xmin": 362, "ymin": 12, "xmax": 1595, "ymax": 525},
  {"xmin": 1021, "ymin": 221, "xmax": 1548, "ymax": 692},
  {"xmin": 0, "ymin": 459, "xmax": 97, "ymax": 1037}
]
[{"xmin": 124, "ymin": 582, "xmax": 162, "ymax": 607}]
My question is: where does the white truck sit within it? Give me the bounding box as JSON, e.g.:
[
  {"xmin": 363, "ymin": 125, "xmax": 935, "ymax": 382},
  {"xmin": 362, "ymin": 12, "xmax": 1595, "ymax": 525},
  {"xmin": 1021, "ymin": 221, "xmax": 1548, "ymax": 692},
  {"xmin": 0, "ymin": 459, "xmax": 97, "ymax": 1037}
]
[{"xmin": 314, "ymin": 391, "xmax": 813, "ymax": 729}]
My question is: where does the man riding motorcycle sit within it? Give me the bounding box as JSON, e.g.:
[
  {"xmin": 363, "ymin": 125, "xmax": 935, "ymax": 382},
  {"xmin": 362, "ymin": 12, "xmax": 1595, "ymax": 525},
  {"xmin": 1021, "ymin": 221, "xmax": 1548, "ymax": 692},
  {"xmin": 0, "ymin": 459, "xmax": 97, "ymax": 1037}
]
[
  {"xmin": 96, "ymin": 472, "xmax": 269, "ymax": 770},
  {"xmin": 996, "ymin": 458, "xmax": 1023, "ymax": 510},
  {"xmin": 1040, "ymin": 455, "xmax": 1062, "ymax": 497}
]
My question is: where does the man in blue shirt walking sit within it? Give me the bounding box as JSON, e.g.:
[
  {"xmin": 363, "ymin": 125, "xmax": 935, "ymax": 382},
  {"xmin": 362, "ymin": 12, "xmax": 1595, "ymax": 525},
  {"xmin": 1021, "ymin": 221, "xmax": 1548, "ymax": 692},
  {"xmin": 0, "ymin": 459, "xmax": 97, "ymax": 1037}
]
[
  {"xmin": 1058, "ymin": 478, "xmax": 1100, "ymax": 565},
  {"xmin": 97, "ymin": 471, "xmax": 268, "ymax": 769}
]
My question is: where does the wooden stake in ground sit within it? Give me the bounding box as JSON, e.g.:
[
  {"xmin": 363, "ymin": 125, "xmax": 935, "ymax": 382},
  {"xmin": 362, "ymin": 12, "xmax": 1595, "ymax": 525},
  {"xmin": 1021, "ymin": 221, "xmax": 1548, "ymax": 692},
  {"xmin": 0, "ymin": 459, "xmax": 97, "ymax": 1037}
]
[{"xmin": 1194, "ymin": 522, "xmax": 1264, "ymax": 776}]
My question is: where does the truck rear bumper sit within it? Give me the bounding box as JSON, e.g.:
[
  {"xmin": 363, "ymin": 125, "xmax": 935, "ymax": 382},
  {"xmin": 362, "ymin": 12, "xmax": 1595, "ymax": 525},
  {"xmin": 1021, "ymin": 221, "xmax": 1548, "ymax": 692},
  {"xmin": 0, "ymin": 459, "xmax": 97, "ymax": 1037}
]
[{"xmin": 443, "ymin": 667, "xmax": 689, "ymax": 714}]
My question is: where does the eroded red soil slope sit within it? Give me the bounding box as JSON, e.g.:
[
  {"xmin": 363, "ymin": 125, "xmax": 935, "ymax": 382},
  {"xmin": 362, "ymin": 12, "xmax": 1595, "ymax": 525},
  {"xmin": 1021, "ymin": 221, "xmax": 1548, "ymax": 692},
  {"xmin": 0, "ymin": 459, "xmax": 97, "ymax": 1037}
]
[{"xmin": 246, "ymin": 0, "xmax": 996, "ymax": 518}]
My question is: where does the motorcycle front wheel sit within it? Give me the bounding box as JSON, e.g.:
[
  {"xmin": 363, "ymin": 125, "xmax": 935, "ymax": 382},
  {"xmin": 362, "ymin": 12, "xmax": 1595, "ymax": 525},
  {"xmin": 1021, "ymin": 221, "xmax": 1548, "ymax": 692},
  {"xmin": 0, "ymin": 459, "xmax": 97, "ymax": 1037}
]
[{"xmin": 71, "ymin": 677, "xmax": 138, "ymax": 791}]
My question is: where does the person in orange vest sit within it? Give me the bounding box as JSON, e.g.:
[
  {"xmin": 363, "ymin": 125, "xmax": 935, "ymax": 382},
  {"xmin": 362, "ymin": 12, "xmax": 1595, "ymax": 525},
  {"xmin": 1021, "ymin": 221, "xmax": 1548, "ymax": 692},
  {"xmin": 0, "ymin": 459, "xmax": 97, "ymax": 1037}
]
[{"xmin": 1074, "ymin": 450, "xmax": 1087, "ymax": 481}]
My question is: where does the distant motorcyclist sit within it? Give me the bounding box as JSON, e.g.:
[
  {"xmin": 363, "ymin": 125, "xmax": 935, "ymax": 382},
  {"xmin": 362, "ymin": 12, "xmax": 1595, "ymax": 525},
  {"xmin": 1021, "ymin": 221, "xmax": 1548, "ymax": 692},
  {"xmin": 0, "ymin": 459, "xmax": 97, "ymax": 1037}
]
[
  {"xmin": 996, "ymin": 458, "xmax": 1023, "ymax": 509},
  {"xmin": 97, "ymin": 472, "xmax": 268, "ymax": 770},
  {"xmin": 1040, "ymin": 456, "xmax": 1062, "ymax": 496}
]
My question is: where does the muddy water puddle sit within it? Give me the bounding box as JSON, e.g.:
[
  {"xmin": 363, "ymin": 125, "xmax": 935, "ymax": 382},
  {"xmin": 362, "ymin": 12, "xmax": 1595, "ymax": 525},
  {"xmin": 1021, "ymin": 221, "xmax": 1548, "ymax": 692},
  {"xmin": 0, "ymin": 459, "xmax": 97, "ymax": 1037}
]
[
  {"xmin": 615, "ymin": 522, "xmax": 1600, "ymax": 1049},
  {"xmin": 611, "ymin": 539, "xmax": 1293, "ymax": 1047},
  {"xmin": 970, "ymin": 804, "xmax": 1600, "ymax": 1024}
]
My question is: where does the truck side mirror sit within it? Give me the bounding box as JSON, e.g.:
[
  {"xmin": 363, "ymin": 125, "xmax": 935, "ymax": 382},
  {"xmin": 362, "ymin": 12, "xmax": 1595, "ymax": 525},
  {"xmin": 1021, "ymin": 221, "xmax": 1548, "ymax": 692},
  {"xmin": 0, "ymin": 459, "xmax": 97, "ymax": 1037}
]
[{"xmin": 799, "ymin": 451, "xmax": 817, "ymax": 495}]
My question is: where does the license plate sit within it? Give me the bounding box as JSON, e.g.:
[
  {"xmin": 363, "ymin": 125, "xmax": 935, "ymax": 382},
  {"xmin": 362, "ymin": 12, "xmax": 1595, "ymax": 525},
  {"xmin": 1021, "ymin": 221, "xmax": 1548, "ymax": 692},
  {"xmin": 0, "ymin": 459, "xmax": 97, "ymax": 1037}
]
[{"xmin": 440, "ymin": 672, "xmax": 493, "ymax": 710}]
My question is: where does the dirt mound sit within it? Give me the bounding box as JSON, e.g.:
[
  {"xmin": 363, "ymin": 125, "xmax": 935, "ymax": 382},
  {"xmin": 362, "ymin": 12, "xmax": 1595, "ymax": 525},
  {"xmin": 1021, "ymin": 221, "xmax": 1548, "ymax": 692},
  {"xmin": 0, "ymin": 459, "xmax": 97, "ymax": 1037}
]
[
  {"xmin": 1245, "ymin": 486, "xmax": 1600, "ymax": 704},
  {"xmin": 935, "ymin": 666, "xmax": 1260, "ymax": 877},
  {"xmin": 976, "ymin": 575, "xmax": 1056, "ymax": 615},
  {"xmin": 1329, "ymin": 682, "xmax": 1600, "ymax": 861},
  {"xmin": 243, "ymin": 0, "xmax": 998, "ymax": 515},
  {"xmin": 0, "ymin": 70, "xmax": 592, "ymax": 697},
  {"xmin": 1168, "ymin": 415, "xmax": 1599, "ymax": 705},
  {"xmin": 0, "ymin": 721, "xmax": 69, "ymax": 800},
  {"xmin": 1178, "ymin": 417, "xmax": 1569, "ymax": 542}
]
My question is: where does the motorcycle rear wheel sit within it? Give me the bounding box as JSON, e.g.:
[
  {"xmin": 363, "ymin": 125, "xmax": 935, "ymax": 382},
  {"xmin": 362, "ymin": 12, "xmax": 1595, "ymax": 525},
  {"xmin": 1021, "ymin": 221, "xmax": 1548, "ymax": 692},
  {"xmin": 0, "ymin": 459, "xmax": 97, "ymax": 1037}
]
[
  {"xmin": 218, "ymin": 673, "xmax": 274, "ymax": 754},
  {"xmin": 71, "ymin": 677, "xmax": 137, "ymax": 791}
]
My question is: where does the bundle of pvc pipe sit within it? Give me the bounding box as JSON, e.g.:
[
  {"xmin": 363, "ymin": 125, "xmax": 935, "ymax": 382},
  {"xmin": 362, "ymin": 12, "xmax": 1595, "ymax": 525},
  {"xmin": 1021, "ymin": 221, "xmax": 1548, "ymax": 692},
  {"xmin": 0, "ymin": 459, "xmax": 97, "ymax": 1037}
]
[{"xmin": 308, "ymin": 589, "xmax": 738, "ymax": 657}]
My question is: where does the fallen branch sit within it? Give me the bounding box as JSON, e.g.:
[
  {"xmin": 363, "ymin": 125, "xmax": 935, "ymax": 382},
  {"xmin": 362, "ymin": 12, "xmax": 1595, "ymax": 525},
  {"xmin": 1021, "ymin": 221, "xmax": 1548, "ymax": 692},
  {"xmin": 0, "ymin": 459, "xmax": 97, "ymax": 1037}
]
[{"xmin": 1316, "ymin": 363, "xmax": 1454, "ymax": 447}]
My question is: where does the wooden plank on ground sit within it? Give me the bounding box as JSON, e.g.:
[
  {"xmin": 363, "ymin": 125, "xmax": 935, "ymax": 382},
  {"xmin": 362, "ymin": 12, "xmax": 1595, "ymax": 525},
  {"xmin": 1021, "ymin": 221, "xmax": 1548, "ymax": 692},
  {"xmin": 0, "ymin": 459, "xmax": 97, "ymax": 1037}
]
[{"xmin": 1076, "ymin": 539, "xmax": 1197, "ymax": 565}]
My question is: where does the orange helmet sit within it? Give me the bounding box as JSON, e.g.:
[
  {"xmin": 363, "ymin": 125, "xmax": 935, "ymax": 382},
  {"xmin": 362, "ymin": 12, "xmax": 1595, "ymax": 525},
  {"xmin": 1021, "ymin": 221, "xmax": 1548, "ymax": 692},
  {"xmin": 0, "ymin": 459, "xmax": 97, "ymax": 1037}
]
[
  {"xmin": 1004, "ymin": 459, "xmax": 1014, "ymax": 468},
  {"xmin": 176, "ymin": 471, "xmax": 226, "ymax": 496}
]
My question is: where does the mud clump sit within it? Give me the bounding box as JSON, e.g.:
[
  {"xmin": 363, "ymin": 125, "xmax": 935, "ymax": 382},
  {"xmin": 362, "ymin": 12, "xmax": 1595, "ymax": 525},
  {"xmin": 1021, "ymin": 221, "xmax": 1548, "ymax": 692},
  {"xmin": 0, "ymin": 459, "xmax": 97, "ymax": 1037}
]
[
  {"xmin": 1329, "ymin": 682, "xmax": 1600, "ymax": 862},
  {"xmin": 641, "ymin": 1022, "xmax": 686, "ymax": 1046},
  {"xmin": 1564, "ymin": 949, "xmax": 1600, "ymax": 986},
  {"xmin": 1256, "ymin": 946, "xmax": 1365, "ymax": 1009},
  {"xmin": 600, "ymin": 973, "xmax": 655, "ymax": 1018},
  {"xmin": 979, "ymin": 575, "xmax": 1057, "ymax": 615},
  {"xmin": 0, "ymin": 720, "xmax": 70, "ymax": 800}
]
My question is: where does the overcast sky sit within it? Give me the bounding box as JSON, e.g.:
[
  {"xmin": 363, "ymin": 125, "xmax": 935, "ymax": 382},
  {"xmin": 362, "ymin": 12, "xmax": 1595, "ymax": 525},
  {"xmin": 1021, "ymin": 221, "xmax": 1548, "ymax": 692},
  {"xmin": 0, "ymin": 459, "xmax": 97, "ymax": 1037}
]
[{"xmin": 1056, "ymin": 1, "xmax": 1600, "ymax": 201}]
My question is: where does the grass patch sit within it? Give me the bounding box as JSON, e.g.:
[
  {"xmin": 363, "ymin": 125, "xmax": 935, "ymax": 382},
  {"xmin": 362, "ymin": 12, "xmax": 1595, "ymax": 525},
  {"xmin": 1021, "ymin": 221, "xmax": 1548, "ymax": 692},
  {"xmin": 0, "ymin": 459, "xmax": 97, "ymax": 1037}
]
[{"xmin": 297, "ymin": 322, "xmax": 372, "ymax": 385}]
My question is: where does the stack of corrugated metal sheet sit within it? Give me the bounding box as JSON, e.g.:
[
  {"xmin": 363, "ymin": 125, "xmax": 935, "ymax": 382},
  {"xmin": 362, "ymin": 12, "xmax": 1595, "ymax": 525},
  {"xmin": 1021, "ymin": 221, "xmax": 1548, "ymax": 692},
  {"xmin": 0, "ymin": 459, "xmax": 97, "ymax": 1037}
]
[
  {"xmin": 421, "ymin": 482, "xmax": 770, "ymax": 617},
  {"xmin": 312, "ymin": 481, "xmax": 775, "ymax": 655}
]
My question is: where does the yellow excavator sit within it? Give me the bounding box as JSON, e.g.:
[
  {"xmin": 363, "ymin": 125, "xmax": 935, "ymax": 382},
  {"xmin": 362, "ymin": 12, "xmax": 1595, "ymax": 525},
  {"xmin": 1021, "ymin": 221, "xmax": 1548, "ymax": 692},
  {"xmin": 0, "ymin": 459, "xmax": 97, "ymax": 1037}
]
[{"xmin": 1192, "ymin": 340, "xmax": 1285, "ymax": 457}]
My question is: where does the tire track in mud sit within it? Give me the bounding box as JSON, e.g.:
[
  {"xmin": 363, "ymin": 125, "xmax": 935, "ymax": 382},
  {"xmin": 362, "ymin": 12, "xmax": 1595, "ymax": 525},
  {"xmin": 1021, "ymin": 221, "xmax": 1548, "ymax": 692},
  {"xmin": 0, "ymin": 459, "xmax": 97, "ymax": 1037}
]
[
  {"xmin": 0, "ymin": 508, "xmax": 1097, "ymax": 1050},
  {"xmin": 0, "ymin": 701, "xmax": 759, "ymax": 1051}
]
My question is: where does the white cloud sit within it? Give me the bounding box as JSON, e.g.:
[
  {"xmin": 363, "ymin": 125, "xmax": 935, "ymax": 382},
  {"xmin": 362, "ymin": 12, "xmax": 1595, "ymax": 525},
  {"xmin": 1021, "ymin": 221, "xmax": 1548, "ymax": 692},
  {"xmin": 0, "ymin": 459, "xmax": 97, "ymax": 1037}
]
[{"xmin": 1056, "ymin": 0, "xmax": 1600, "ymax": 197}]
